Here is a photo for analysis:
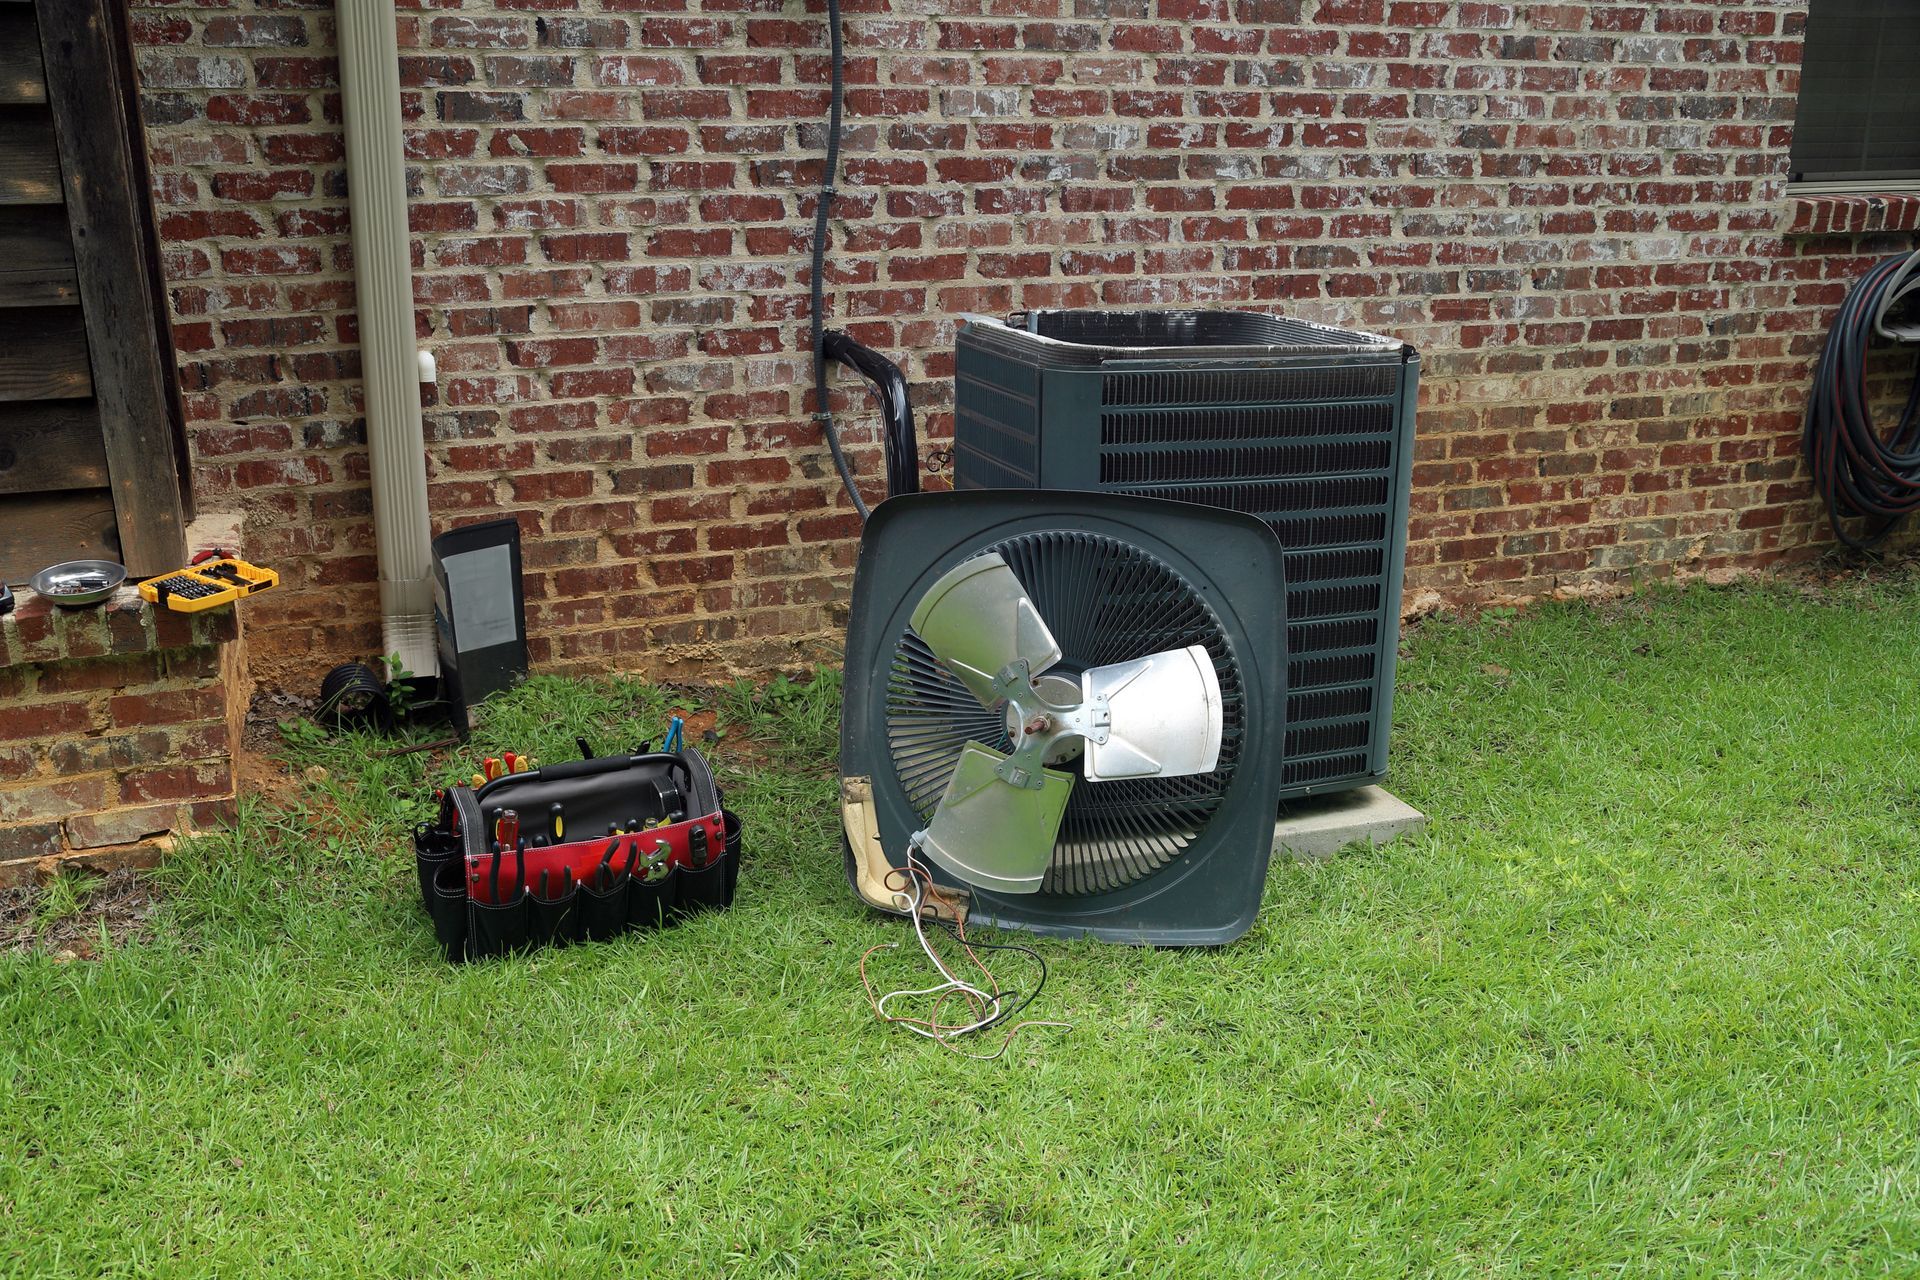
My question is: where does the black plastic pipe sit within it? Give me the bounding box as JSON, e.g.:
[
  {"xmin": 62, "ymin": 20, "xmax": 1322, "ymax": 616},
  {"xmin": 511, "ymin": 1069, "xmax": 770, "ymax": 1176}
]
[{"xmin": 821, "ymin": 330, "xmax": 919, "ymax": 500}]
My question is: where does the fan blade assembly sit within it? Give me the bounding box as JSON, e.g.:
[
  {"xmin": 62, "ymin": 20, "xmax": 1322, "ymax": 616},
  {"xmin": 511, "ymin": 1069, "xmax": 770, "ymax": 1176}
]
[
  {"xmin": 841, "ymin": 491, "xmax": 1291, "ymax": 944},
  {"xmin": 906, "ymin": 555, "xmax": 1227, "ymax": 894}
]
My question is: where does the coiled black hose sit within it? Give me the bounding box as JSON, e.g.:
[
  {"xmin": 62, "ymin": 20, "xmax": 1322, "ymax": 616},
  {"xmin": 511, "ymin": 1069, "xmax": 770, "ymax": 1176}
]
[
  {"xmin": 809, "ymin": 0, "xmax": 868, "ymax": 520},
  {"xmin": 1804, "ymin": 248, "xmax": 1920, "ymax": 549}
]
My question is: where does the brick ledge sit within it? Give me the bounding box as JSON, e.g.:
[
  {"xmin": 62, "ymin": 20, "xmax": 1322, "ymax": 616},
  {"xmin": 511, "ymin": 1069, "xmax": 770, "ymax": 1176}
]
[
  {"xmin": 0, "ymin": 513, "xmax": 244, "ymax": 667},
  {"xmin": 1787, "ymin": 193, "xmax": 1920, "ymax": 236}
]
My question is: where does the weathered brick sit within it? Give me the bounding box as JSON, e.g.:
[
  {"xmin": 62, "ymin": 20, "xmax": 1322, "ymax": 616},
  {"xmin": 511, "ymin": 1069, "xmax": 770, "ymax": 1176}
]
[
  {"xmin": 0, "ymin": 701, "xmax": 92, "ymax": 741},
  {"xmin": 67, "ymin": 804, "xmax": 186, "ymax": 851}
]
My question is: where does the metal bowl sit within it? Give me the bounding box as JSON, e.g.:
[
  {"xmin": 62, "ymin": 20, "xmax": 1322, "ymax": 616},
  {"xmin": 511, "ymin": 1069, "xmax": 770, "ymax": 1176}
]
[{"xmin": 30, "ymin": 559, "xmax": 128, "ymax": 609}]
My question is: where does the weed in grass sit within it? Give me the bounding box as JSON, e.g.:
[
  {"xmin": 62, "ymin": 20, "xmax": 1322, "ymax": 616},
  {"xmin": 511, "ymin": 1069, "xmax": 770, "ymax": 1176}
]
[
  {"xmin": 2, "ymin": 580, "xmax": 1919, "ymax": 1276},
  {"xmin": 29, "ymin": 870, "xmax": 103, "ymax": 936},
  {"xmin": 717, "ymin": 668, "xmax": 842, "ymax": 763}
]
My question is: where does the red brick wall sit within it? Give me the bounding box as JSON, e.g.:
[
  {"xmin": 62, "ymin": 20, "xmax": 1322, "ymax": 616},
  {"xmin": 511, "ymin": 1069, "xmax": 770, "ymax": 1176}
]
[
  {"xmin": 0, "ymin": 592, "xmax": 243, "ymax": 870},
  {"xmin": 128, "ymin": 0, "xmax": 1912, "ymax": 689}
]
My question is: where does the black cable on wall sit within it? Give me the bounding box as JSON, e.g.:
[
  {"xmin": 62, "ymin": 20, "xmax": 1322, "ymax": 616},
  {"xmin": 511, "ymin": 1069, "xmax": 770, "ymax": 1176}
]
[{"xmin": 807, "ymin": 0, "xmax": 868, "ymax": 521}]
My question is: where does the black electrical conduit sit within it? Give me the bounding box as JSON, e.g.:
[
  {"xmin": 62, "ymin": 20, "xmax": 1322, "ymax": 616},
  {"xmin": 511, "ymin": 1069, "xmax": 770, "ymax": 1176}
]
[
  {"xmin": 822, "ymin": 330, "xmax": 918, "ymax": 501},
  {"xmin": 808, "ymin": 0, "xmax": 917, "ymax": 521},
  {"xmin": 1805, "ymin": 247, "xmax": 1920, "ymax": 549}
]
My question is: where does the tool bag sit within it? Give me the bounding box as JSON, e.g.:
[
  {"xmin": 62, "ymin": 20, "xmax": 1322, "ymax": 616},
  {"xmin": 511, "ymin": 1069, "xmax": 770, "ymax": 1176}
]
[{"xmin": 413, "ymin": 747, "xmax": 740, "ymax": 962}]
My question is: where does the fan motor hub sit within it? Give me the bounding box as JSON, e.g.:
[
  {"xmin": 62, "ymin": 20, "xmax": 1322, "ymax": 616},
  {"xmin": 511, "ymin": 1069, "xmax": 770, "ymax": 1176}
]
[
  {"xmin": 994, "ymin": 689, "xmax": 1108, "ymax": 786},
  {"xmin": 998, "ymin": 672, "xmax": 1085, "ymax": 767}
]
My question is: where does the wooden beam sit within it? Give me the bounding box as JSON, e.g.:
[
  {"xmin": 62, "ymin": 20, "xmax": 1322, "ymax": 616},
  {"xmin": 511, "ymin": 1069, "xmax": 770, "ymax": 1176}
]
[
  {"xmin": 0, "ymin": 401, "xmax": 108, "ymax": 494},
  {"xmin": 0, "ymin": 110, "xmax": 60, "ymax": 204},
  {"xmin": 0, "ymin": 8, "xmax": 45, "ymax": 105},
  {"xmin": 0, "ymin": 308, "xmax": 90, "ymax": 401},
  {"xmin": 0, "ymin": 490, "xmax": 120, "ymax": 585},
  {"xmin": 37, "ymin": 0, "xmax": 186, "ymax": 576},
  {"xmin": 0, "ymin": 205, "xmax": 76, "ymax": 306}
]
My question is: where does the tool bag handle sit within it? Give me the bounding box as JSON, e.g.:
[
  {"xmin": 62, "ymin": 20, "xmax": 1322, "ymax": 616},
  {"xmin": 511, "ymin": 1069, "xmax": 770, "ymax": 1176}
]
[
  {"xmin": 474, "ymin": 750, "xmax": 693, "ymax": 796},
  {"xmin": 529, "ymin": 754, "xmax": 636, "ymax": 783}
]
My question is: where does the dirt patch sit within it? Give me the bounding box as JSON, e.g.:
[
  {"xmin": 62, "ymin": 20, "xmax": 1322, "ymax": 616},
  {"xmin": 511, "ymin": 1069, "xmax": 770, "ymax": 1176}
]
[
  {"xmin": 0, "ymin": 869, "xmax": 157, "ymax": 960},
  {"xmin": 235, "ymin": 706, "xmax": 315, "ymax": 812}
]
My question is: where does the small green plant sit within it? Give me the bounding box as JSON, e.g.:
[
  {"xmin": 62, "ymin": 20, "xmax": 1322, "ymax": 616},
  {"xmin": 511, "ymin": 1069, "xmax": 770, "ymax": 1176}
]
[
  {"xmin": 381, "ymin": 652, "xmax": 418, "ymax": 723},
  {"xmin": 31, "ymin": 869, "xmax": 103, "ymax": 935},
  {"xmin": 277, "ymin": 717, "xmax": 327, "ymax": 749},
  {"xmin": 716, "ymin": 669, "xmax": 840, "ymax": 760}
]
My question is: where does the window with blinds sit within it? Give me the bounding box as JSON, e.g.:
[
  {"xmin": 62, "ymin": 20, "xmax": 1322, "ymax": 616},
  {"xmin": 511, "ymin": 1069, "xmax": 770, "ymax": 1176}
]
[{"xmin": 1789, "ymin": 1, "xmax": 1920, "ymax": 188}]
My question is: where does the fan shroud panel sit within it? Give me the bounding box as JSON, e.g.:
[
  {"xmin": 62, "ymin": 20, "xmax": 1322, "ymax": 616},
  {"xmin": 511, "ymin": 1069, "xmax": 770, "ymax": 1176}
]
[
  {"xmin": 840, "ymin": 490, "xmax": 1288, "ymax": 945},
  {"xmin": 883, "ymin": 530, "xmax": 1245, "ymax": 898}
]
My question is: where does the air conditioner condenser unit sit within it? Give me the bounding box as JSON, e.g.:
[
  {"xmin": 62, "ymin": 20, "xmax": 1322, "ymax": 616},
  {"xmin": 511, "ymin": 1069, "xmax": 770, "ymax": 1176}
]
[{"xmin": 951, "ymin": 309, "xmax": 1420, "ymax": 801}]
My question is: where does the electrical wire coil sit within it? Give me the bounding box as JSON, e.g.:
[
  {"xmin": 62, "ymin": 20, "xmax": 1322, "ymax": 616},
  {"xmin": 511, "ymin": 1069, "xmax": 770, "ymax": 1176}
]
[{"xmin": 859, "ymin": 852, "xmax": 1070, "ymax": 1061}]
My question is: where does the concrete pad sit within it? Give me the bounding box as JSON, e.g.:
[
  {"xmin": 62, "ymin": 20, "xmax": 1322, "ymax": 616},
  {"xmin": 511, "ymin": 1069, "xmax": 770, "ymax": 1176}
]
[{"xmin": 1273, "ymin": 785, "xmax": 1426, "ymax": 862}]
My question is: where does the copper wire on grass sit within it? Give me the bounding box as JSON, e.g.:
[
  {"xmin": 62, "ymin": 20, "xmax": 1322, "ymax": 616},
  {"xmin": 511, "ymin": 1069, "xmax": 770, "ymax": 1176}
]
[{"xmin": 859, "ymin": 854, "xmax": 1071, "ymax": 1060}]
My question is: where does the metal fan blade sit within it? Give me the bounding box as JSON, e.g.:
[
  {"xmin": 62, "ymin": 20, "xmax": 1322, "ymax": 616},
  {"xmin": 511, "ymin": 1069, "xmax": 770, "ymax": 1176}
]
[
  {"xmin": 1080, "ymin": 644, "xmax": 1223, "ymax": 781},
  {"xmin": 908, "ymin": 553, "xmax": 1062, "ymax": 707},
  {"xmin": 914, "ymin": 742, "xmax": 1073, "ymax": 894}
]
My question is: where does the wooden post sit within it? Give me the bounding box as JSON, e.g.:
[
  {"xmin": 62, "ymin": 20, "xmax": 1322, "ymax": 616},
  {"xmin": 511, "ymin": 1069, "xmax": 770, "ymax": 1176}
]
[{"xmin": 36, "ymin": 0, "xmax": 188, "ymax": 577}]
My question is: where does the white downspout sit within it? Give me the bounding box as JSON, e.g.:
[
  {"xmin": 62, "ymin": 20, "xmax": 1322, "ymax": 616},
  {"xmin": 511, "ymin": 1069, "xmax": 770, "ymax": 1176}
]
[{"xmin": 335, "ymin": 0, "xmax": 439, "ymax": 679}]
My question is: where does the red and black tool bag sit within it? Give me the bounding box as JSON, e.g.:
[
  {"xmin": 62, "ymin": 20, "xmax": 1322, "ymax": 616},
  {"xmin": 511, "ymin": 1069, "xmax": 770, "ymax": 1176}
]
[{"xmin": 413, "ymin": 748, "xmax": 740, "ymax": 962}]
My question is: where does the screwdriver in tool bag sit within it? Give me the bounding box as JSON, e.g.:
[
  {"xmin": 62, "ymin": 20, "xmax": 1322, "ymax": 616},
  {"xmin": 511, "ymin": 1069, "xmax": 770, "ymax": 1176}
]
[
  {"xmin": 548, "ymin": 802, "xmax": 565, "ymax": 844},
  {"xmin": 487, "ymin": 810, "xmax": 518, "ymax": 902},
  {"xmin": 503, "ymin": 751, "xmax": 518, "ymax": 774}
]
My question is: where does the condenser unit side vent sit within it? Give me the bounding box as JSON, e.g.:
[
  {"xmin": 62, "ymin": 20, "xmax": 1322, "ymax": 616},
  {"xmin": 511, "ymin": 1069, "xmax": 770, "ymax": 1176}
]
[
  {"xmin": 1102, "ymin": 364, "xmax": 1401, "ymax": 407},
  {"xmin": 1100, "ymin": 401, "xmax": 1395, "ymax": 446},
  {"xmin": 1289, "ymin": 685, "xmax": 1373, "ymax": 723},
  {"xmin": 1290, "ymin": 583, "xmax": 1382, "ymax": 619},
  {"xmin": 1099, "ymin": 441, "xmax": 1393, "ymax": 485}
]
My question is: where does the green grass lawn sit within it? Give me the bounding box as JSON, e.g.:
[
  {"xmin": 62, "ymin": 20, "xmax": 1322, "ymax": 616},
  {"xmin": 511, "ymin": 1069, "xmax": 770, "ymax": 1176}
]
[{"xmin": 5, "ymin": 576, "xmax": 1920, "ymax": 1276}]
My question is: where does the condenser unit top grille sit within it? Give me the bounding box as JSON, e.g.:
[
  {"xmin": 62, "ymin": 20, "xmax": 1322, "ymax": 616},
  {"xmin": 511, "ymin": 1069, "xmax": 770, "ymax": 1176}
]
[{"xmin": 1005, "ymin": 308, "xmax": 1404, "ymax": 359}]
